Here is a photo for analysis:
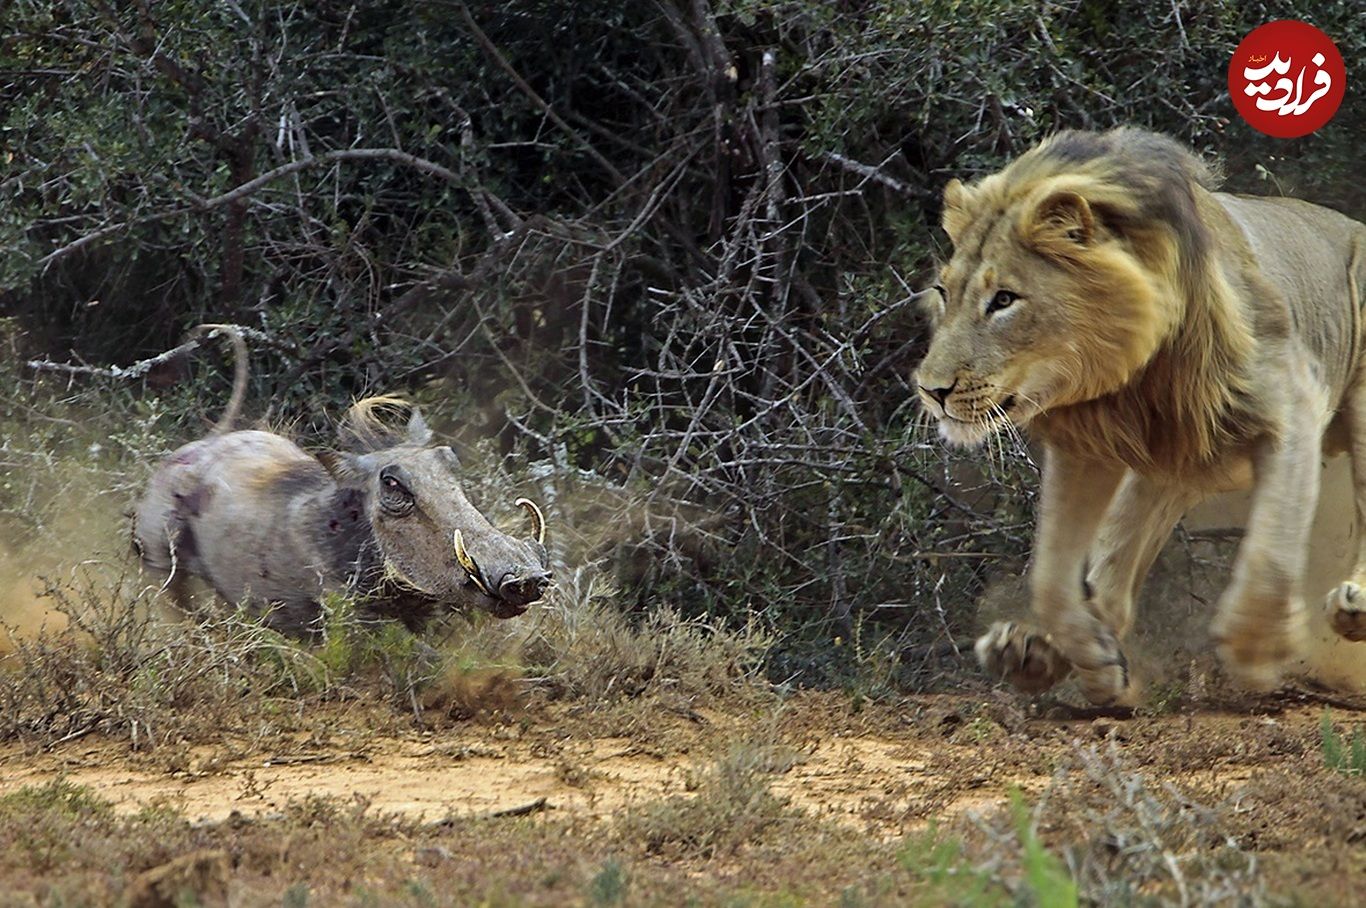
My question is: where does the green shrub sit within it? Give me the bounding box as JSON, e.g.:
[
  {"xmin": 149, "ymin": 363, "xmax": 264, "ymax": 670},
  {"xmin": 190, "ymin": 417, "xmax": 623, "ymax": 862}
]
[{"xmin": 1320, "ymin": 711, "xmax": 1366, "ymax": 777}]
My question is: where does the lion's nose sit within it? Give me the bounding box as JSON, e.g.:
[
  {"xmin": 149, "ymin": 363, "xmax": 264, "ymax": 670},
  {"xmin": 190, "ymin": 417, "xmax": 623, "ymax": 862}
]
[
  {"xmin": 920, "ymin": 379, "xmax": 957, "ymax": 407},
  {"xmin": 497, "ymin": 570, "xmax": 551, "ymax": 606}
]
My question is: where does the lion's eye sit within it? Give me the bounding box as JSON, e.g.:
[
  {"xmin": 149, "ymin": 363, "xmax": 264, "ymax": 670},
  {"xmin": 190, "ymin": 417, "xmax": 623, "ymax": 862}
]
[{"xmin": 986, "ymin": 290, "xmax": 1019, "ymax": 315}]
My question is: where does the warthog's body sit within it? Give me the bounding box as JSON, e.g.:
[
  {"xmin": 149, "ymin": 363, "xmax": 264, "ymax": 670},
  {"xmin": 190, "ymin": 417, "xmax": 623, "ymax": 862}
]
[{"xmin": 133, "ymin": 330, "xmax": 550, "ymax": 633}]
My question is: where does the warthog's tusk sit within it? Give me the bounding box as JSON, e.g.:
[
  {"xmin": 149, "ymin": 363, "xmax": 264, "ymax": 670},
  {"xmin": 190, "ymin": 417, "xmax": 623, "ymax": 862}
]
[
  {"xmin": 515, "ymin": 497, "xmax": 546, "ymax": 546},
  {"xmin": 453, "ymin": 529, "xmax": 491, "ymax": 595}
]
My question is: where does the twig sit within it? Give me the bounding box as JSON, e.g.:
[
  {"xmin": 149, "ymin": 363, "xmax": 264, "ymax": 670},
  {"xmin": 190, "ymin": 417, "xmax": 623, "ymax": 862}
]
[
  {"xmin": 486, "ymin": 796, "xmax": 550, "ymax": 818},
  {"xmin": 900, "ymin": 639, "xmax": 968, "ymax": 661},
  {"xmin": 1037, "ymin": 703, "xmax": 1138, "ymax": 721},
  {"xmin": 195, "ymin": 148, "xmax": 462, "ymax": 211},
  {"xmin": 25, "ymin": 324, "xmax": 285, "ymax": 380},
  {"xmin": 1273, "ymin": 686, "xmax": 1366, "ymax": 713},
  {"xmin": 39, "ymin": 148, "xmax": 471, "ymax": 269},
  {"xmin": 815, "ymin": 151, "xmax": 917, "ymax": 197},
  {"xmin": 457, "ymin": 3, "xmax": 624, "ymax": 185},
  {"xmin": 427, "ymin": 797, "xmax": 553, "ymax": 829}
]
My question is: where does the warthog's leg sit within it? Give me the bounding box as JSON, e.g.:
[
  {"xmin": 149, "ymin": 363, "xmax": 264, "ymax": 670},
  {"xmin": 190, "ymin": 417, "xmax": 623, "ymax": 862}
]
[
  {"xmin": 259, "ymin": 599, "xmax": 325, "ymax": 639},
  {"xmin": 1210, "ymin": 361, "xmax": 1325, "ymax": 690},
  {"xmin": 132, "ymin": 507, "xmax": 198, "ymax": 614},
  {"xmin": 977, "ymin": 471, "xmax": 1192, "ymax": 698}
]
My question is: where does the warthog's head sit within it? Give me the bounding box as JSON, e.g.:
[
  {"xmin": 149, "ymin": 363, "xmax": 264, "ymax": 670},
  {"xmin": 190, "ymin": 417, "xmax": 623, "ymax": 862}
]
[{"xmin": 322, "ymin": 398, "xmax": 552, "ymax": 618}]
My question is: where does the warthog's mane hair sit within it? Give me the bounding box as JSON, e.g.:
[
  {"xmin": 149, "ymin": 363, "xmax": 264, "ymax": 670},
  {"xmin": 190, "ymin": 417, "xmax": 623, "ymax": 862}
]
[{"xmin": 337, "ymin": 394, "xmax": 424, "ymax": 452}]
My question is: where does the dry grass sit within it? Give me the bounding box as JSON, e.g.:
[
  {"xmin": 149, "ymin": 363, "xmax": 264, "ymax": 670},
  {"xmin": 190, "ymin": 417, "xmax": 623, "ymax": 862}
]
[
  {"xmin": 615, "ymin": 729, "xmax": 805, "ymax": 860},
  {"xmin": 0, "ymin": 556, "xmax": 777, "ymax": 749},
  {"xmin": 962, "ymin": 744, "xmax": 1269, "ymax": 907},
  {"xmin": 408, "ymin": 565, "xmax": 775, "ymax": 734},
  {"xmin": 0, "ymin": 370, "xmax": 1338, "ymax": 907},
  {"xmin": 517, "ymin": 568, "xmax": 774, "ymax": 702},
  {"xmin": 0, "ymin": 567, "xmax": 334, "ymax": 747}
]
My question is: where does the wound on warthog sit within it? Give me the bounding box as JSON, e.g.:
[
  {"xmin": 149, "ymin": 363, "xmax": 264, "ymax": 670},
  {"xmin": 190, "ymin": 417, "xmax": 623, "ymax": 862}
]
[
  {"xmin": 319, "ymin": 487, "xmax": 374, "ymax": 576},
  {"xmin": 173, "ymin": 485, "xmax": 210, "ymax": 518}
]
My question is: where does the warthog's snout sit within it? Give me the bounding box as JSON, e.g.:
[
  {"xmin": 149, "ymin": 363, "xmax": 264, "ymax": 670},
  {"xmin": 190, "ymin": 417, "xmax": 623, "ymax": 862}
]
[
  {"xmin": 498, "ymin": 570, "xmax": 552, "ymax": 607},
  {"xmin": 453, "ymin": 510, "xmax": 552, "ymax": 618},
  {"xmin": 480, "ymin": 568, "xmax": 551, "ymax": 619}
]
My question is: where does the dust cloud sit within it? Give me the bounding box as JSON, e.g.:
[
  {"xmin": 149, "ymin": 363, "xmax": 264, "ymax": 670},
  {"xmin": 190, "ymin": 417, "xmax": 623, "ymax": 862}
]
[{"xmin": 0, "ymin": 469, "xmax": 134, "ymax": 653}]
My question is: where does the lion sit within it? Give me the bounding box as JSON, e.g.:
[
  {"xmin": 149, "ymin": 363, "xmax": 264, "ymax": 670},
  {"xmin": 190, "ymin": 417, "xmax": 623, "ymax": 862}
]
[{"xmin": 915, "ymin": 126, "xmax": 1366, "ymax": 705}]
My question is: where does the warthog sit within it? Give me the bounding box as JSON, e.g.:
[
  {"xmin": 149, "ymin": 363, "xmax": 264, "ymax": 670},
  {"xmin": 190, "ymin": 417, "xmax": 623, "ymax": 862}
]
[{"xmin": 132, "ymin": 327, "xmax": 551, "ymax": 633}]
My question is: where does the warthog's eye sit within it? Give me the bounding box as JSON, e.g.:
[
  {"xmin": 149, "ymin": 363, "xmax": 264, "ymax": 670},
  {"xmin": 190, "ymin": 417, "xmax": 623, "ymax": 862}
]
[
  {"xmin": 378, "ymin": 469, "xmax": 414, "ymax": 516},
  {"xmin": 985, "ymin": 289, "xmax": 1019, "ymax": 316}
]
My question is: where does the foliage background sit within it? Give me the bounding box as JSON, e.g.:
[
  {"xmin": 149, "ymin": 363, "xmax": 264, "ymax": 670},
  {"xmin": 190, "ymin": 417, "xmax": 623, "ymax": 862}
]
[{"xmin": 2, "ymin": 0, "xmax": 1362, "ymax": 681}]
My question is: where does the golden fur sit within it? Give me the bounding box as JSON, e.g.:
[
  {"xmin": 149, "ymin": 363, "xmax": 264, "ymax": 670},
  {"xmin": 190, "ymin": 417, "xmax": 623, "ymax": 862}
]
[
  {"xmin": 337, "ymin": 395, "xmax": 433, "ymax": 452},
  {"xmin": 918, "ymin": 127, "xmax": 1366, "ymax": 704}
]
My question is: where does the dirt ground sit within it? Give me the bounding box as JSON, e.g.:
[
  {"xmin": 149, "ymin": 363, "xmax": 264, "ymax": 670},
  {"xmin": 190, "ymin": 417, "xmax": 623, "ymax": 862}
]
[
  {"xmin": 0, "ymin": 695, "xmax": 1036, "ymax": 832},
  {"xmin": 2, "ymin": 685, "xmax": 1363, "ymax": 905}
]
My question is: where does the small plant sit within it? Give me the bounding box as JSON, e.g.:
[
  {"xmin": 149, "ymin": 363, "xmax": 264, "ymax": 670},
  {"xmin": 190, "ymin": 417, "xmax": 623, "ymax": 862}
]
[
  {"xmin": 283, "ymin": 883, "xmax": 311, "ymax": 908},
  {"xmin": 1141, "ymin": 679, "xmax": 1186, "ymax": 716},
  {"xmin": 1320, "ymin": 711, "xmax": 1366, "ymax": 777},
  {"xmin": 897, "ymin": 824, "xmax": 1008, "ymax": 907},
  {"xmin": 987, "ymin": 745, "xmax": 1267, "ymax": 904},
  {"xmin": 0, "ymin": 779, "xmax": 113, "ymax": 822},
  {"xmin": 313, "ymin": 593, "xmax": 435, "ymax": 708},
  {"xmin": 586, "ymin": 858, "xmax": 629, "ymax": 906},
  {"xmin": 1009, "ymin": 788, "xmax": 1079, "ymax": 908},
  {"xmin": 517, "ymin": 568, "xmax": 773, "ymax": 704}
]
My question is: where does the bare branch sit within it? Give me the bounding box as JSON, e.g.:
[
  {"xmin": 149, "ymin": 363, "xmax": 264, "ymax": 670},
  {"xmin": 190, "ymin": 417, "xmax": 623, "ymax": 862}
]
[
  {"xmin": 457, "ymin": 3, "xmax": 625, "ymax": 185},
  {"xmin": 39, "ymin": 148, "xmax": 478, "ymax": 269},
  {"xmin": 25, "ymin": 325, "xmax": 286, "ymax": 380}
]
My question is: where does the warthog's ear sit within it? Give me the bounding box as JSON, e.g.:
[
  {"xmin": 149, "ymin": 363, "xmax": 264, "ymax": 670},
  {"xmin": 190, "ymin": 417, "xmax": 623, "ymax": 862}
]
[
  {"xmin": 317, "ymin": 451, "xmax": 369, "ymax": 485},
  {"xmin": 407, "ymin": 407, "xmax": 433, "ymax": 446}
]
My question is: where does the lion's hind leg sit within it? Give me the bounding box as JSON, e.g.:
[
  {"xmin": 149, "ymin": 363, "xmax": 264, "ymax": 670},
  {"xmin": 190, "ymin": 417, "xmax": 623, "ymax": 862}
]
[
  {"xmin": 1210, "ymin": 363, "xmax": 1324, "ymax": 690},
  {"xmin": 1325, "ymin": 379, "xmax": 1366, "ymax": 642},
  {"xmin": 1322, "ymin": 240, "xmax": 1366, "ymax": 643}
]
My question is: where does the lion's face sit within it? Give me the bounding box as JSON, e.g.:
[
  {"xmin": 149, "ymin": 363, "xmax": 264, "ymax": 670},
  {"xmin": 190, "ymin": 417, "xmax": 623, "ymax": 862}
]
[{"xmin": 915, "ymin": 177, "xmax": 1175, "ymax": 449}]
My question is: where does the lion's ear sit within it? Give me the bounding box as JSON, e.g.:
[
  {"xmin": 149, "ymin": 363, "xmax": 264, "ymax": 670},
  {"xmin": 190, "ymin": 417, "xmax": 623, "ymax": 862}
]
[
  {"xmin": 1027, "ymin": 189, "xmax": 1095, "ymax": 254},
  {"xmin": 941, "ymin": 178, "xmax": 971, "ymax": 243}
]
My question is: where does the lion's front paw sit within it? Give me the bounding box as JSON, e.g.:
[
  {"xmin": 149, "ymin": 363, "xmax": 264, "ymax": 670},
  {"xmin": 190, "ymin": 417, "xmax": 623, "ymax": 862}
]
[
  {"xmin": 1327, "ymin": 582, "xmax": 1366, "ymax": 642},
  {"xmin": 1050, "ymin": 618, "xmax": 1140, "ymax": 707},
  {"xmin": 974, "ymin": 621, "xmax": 1072, "ymax": 694},
  {"xmin": 1210, "ymin": 596, "xmax": 1309, "ymax": 691}
]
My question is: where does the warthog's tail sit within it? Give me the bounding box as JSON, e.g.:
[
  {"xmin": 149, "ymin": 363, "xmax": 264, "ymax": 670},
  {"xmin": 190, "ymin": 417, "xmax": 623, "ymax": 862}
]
[{"xmin": 197, "ymin": 323, "xmax": 249, "ymax": 435}]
